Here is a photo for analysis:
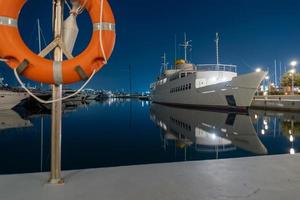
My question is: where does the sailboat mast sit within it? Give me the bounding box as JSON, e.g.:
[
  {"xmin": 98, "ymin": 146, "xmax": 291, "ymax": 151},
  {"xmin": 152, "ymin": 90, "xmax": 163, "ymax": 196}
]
[
  {"xmin": 37, "ymin": 18, "xmax": 42, "ymax": 53},
  {"xmin": 37, "ymin": 19, "xmax": 43, "ymax": 89},
  {"xmin": 174, "ymin": 34, "xmax": 177, "ymax": 68}
]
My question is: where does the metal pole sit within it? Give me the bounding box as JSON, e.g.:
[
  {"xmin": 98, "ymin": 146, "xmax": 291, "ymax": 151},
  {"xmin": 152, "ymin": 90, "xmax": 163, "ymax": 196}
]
[
  {"xmin": 49, "ymin": 0, "xmax": 64, "ymax": 184},
  {"xmin": 292, "ymin": 72, "xmax": 294, "ymax": 95},
  {"xmin": 37, "ymin": 18, "xmax": 44, "ymax": 172},
  {"xmin": 274, "ymin": 60, "xmax": 278, "ymax": 88},
  {"xmin": 216, "ymin": 33, "xmax": 219, "ymax": 65},
  {"xmin": 279, "ymin": 61, "xmax": 282, "ymax": 86}
]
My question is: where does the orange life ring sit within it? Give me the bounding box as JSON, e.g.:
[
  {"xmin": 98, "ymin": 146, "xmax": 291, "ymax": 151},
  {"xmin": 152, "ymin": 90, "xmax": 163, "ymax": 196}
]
[{"xmin": 0, "ymin": 0, "xmax": 116, "ymax": 85}]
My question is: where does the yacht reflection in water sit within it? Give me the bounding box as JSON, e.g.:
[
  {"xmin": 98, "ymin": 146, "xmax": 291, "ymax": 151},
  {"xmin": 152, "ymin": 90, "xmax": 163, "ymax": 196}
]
[{"xmin": 150, "ymin": 103, "xmax": 267, "ymax": 156}]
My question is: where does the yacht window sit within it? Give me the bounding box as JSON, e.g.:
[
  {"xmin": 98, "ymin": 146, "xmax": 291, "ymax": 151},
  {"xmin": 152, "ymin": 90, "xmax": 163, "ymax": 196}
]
[
  {"xmin": 195, "ymin": 79, "xmax": 207, "ymax": 88},
  {"xmin": 180, "ymin": 73, "xmax": 185, "ymax": 78},
  {"xmin": 186, "ymin": 84, "xmax": 188, "ymax": 90},
  {"xmin": 189, "ymin": 83, "xmax": 192, "ymax": 89}
]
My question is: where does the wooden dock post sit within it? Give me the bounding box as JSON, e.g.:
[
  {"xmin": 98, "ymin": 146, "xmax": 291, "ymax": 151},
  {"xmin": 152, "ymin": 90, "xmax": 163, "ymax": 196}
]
[{"xmin": 49, "ymin": 0, "xmax": 64, "ymax": 184}]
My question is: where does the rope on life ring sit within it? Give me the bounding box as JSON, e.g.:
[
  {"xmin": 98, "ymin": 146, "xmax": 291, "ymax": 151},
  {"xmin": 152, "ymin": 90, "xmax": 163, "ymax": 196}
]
[{"xmin": 12, "ymin": 0, "xmax": 108, "ymax": 104}]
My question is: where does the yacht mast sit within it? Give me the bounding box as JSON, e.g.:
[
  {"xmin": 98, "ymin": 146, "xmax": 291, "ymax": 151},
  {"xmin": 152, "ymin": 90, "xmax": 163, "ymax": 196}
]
[
  {"xmin": 180, "ymin": 33, "xmax": 192, "ymax": 62},
  {"xmin": 215, "ymin": 32, "xmax": 220, "ymax": 65},
  {"xmin": 162, "ymin": 53, "xmax": 168, "ymax": 71}
]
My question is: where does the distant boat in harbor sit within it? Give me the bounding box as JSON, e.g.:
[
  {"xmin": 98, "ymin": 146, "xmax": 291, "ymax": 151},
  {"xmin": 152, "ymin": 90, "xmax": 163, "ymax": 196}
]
[
  {"xmin": 150, "ymin": 33, "xmax": 266, "ymax": 111},
  {"xmin": 0, "ymin": 77, "xmax": 29, "ymax": 110}
]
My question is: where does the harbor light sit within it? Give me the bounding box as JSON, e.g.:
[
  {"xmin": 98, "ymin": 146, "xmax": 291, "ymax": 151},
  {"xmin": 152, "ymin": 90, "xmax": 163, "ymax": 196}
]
[
  {"xmin": 211, "ymin": 133, "xmax": 217, "ymax": 140},
  {"xmin": 255, "ymin": 68, "xmax": 262, "ymax": 72},
  {"xmin": 290, "ymin": 148, "xmax": 296, "ymax": 155},
  {"xmin": 265, "ymin": 76, "xmax": 270, "ymax": 80},
  {"xmin": 290, "ymin": 60, "xmax": 298, "ymax": 67}
]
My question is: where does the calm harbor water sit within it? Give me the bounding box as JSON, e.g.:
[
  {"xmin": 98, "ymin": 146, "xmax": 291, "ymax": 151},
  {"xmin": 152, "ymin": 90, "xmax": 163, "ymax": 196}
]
[{"xmin": 0, "ymin": 99, "xmax": 299, "ymax": 175}]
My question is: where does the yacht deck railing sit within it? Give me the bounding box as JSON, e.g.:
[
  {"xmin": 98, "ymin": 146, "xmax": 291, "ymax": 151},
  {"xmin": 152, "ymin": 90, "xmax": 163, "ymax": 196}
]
[{"xmin": 195, "ymin": 64, "xmax": 237, "ymax": 73}]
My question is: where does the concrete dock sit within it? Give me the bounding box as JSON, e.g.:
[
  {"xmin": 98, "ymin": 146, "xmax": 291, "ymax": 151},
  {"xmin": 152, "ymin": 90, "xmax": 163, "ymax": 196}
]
[
  {"xmin": 1, "ymin": 154, "xmax": 300, "ymax": 200},
  {"xmin": 251, "ymin": 95, "xmax": 300, "ymax": 111}
]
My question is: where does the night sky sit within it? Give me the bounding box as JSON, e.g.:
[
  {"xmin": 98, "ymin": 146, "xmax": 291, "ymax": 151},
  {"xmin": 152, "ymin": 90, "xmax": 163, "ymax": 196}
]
[{"xmin": 1, "ymin": 0, "xmax": 300, "ymax": 92}]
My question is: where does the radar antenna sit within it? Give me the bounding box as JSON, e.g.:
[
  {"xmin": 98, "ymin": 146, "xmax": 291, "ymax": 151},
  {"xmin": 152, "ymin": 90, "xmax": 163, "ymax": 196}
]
[{"xmin": 180, "ymin": 33, "xmax": 192, "ymax": 62}]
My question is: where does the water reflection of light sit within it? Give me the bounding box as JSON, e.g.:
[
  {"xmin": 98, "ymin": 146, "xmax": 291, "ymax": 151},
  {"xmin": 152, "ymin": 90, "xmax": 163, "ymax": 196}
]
[
  {"xmin": 254, "ymin": 114, "xmax": 258, "ymax": 119},
  {"xmin": 263, "ymin": 120, "xmax": 268, "ymax": 125},
  {"xmin": 290, "ymin": 148, "xmax": 295, "ymax": 155},
  {"xmin": 261, "ymin": 129, "xmax": 265, "ymax": 135},
  {"xmin": 265, "ymin": 125, "xmax": 268, "ymax": 130},
  {"xmin": 221, "ymin": 128, "xmax": 227, "ymax": 133},
  {"xmin": 162, "ymin": 124, "xmax": 167, "ymax": 131},
  {"xmin": 290, "ymin": 135, "xmax": 294, "ymax": 142}
]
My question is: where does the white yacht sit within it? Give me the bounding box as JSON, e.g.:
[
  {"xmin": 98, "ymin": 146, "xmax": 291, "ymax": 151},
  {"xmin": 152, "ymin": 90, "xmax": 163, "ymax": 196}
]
[
  {"xmin": 0, "ymin": 77, "xmax": 29, "ymax": 110},
  {"xmin": 150, "ymin": 33, "xmax": 266, "ymax": 111},
  {"xmin": 150, "ymin": 103, "xmax": 267, "ymax": 155}
]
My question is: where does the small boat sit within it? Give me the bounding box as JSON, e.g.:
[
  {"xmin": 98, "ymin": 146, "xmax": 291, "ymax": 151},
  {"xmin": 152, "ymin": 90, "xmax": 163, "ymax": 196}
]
[{"xmin": 0, "ymin": 77, "xmax": 29, "ymax": 110}]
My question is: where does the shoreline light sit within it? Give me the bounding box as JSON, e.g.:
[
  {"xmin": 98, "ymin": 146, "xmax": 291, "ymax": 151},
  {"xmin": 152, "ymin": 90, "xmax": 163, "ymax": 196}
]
[{"xmin": 290, "ymin": 148, "xmax": 295, "ymax": 155}]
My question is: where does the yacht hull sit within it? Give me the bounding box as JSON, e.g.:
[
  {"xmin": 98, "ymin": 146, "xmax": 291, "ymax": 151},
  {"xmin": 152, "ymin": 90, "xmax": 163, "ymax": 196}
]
[{"xmin": 151, "ymin": 72, "xmax": 266, "ymax": 110}]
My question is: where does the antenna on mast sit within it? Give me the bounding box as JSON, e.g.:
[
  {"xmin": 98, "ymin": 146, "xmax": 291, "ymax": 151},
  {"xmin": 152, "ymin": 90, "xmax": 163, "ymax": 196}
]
[
  {"xmin": 162, "ymin": 53, "xmax": 168, "ymax": 72},
  {"xmin": 180, "ymin": 33, "xmax": 192, "ymax": 62},
  {"xmin": 215, "ymin": 32, "xmax": 220, "ymax": 65}
]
